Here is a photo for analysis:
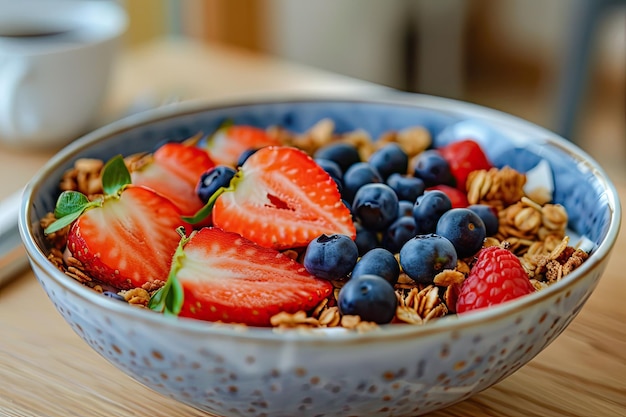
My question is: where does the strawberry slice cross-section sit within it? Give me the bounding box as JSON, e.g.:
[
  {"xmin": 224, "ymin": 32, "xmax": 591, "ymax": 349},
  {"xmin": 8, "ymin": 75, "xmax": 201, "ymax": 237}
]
[
  {"xmin": 151, "ymin": 227, "xmax": 334, "ymax": 327},
  {"xmin": 130, "ymin": 141, "xmax": 215, "ymax": 217},
  {"xmin": 45, "ymin": 155, "xmax": 191, "ymax": 291},
  {"xmin": 212, "ymin": 146, "xmax": 355, "ymax": 250},
  {"xmin": 205, "ymin": 125, "xmax": 282, "ymax": 167},
  {"xmin": 68, "ymin": 185, "xmax": 189, "ymax": 290}
]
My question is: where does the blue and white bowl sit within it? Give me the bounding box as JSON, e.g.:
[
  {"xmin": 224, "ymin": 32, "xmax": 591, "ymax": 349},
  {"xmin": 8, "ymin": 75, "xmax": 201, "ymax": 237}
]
[{"xmin": 19, "ymin": 93, "xmax": 621, "ymax": 416}]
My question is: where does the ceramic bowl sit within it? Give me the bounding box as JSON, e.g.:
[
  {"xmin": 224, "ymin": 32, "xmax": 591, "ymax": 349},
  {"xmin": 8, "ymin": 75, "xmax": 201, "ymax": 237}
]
[{"xmin": 19, "ymin": 94, "xmax": 621, "ymax": 417}]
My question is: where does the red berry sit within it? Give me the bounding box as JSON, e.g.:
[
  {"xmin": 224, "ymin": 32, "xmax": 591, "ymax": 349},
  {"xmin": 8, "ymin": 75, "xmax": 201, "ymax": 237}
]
[
  {"xmin": 205, "ymin": 125, "xmax": 282, "ymax": 167},
  {"xmin": 213, "ymin": 146, "xmax": 355, "ymax": 250},
  {"xmin": 68, "ymin": 185, "xmax": 191, "ymax": 290},
  {"xmin": 438, "ymin": 139, "xmax": 492, "ymax": 192},
  {"xmin": 174, "ymin": 227, "xmax": 334, "ymax": 326},
  {"xmin": 456, "ymin": 246, "xmax": 535, "ymax": 314},
  {"xmin": 130, "ymin": 142, "xmax": 215, "ymax": 217},
  {"xmin": 426, "ymin": 184, "xmax": 469, "ymax": 208}
]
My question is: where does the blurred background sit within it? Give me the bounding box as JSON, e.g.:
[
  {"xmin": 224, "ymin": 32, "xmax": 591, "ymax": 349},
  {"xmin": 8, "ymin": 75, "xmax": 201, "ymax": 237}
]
[{"xmin": 120, "ymin": 0, "xmax": 624, "ymax": 178}]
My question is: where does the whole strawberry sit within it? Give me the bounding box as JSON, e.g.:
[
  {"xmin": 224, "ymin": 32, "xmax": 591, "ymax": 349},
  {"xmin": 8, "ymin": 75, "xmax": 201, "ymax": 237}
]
[{"xmin": 456, "ymin": 246, "xmax": 535, "ymax": 314}]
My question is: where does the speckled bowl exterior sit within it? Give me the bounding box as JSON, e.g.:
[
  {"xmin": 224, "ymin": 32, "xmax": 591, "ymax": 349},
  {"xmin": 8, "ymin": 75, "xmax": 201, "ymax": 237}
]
[{"xmin": 19, "ymin": 93, "xmax": 621, "ymax": 417}]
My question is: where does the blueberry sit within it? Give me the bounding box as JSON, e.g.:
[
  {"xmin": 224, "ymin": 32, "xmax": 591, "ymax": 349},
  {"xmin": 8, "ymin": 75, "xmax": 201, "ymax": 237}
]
[
  {"xmin": 412, "ymin": 190, "xmax": 452, "ymax": 234},
  {"xmin": 468, "ymin": 204, "xmax": 499, "ymax": 236},
  {"xmin": 351, "ymin": 248, "xmax": 400, "ymax": 285},
  {"xmin": 354, "ymin": 222, "xmax": 379, "ymax": 256},
  {"xmin": 352, "ymin": 183, "xmax": 399, "ymax": 231},
  {"xmin": 368, "ymin": 143, "xmax": 408, "ymax": 180},
  {"xmin": 412, "ymin": 150, "xmax": 455, "ymax": 187},
  {"xmin": 436, "ymin": 208, "xmax": 486, "ymax": 259},
  {"xmin": 196, "ymin": 166, "xmax": 237, "ymax": 204},
  {"xmin": 397, "ymin": 200, "xmax": 414, "ymax": 217},
  {"xmin": 316, "ymin": 158, "xmax": 344, "ymax": 192},
  {"xmin": 342, "ymin": 162, "xmax": 382, "ymax": 203},
  {"xmin": 315, "ymin": 158, "xmax": 343, "ymax": 181},
  {"xmin": 386, "ymin": 173, "xmax": 425, "ymax": 203},
  {"xmin": 342, "ymin": 199, "xmax": 352, "ymax": 215},
  {"xmin": 382, "ymin": 216, "xmax": 418, "ymax": 254},
  {"xmin": 303, "ymin": 234, "xmax": 358, "ymax": 280},
  {"xmin": 399, "ymin": 234, "xmax": 458, "ymax": 285},
  {"xmin": 103, "ymin": 291, "xmax": 126, "ymax": 302},
  {"xmin": 333, "ymin": 178, "xmax": 344, "ymax": 194},
  {"xmin": 314, "ymin": 142, "xmax": 361, "ymax": 173},
  {"xmin": 338, "ymin": 274, "xmax": 398, "ymax": 324},
  {"xmin": 236, "ymin": 148, "xmax": 259, "ymax": 167}
]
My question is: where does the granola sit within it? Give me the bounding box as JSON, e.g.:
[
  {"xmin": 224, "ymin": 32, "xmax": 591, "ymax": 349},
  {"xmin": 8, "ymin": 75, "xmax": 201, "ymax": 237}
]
[
  {"xmin": 60, "ymin": 158, "xmax": 104, "ymax": 198},
  {"xmin": 396, "ymin": 285, "xmax": 449, "ymax": 324},
  {"xmin": 466, "ymin": 166, "xmax": 526, "ymax": 210}
]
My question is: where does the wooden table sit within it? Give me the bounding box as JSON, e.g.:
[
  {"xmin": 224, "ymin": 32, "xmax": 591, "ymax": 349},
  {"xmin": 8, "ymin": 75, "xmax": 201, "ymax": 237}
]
[{"xmin": 1, "ymin": 38, "xmax": 624, "ymax": 417}]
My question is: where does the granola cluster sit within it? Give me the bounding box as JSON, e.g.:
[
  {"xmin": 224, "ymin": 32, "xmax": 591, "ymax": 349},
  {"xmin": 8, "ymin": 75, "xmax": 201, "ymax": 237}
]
[
  {"xmin": 464, "ymin": 165, "xmax": 585, "ymax": 285},
  {"xmin": 270, "ymin": 299, "xmax": 377, "ymax": 333},
  {"xmin": 59, "ymin": 158, "xmax": 104, "ymax": 199},
  {"xmin": 42, "ymin": 120, "xmax": 590, "ymax": 330},
  {"xmin": 395, "ymin": 285, "xmax": 449, "ymax": 325},
  {"xmin": 271, "ymin": 118, "xmax": 431, "ymax": 161}
]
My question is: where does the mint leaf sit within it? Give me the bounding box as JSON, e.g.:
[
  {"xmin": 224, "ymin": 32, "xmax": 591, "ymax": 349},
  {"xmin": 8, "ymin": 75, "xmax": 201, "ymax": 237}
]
[
  {"xmin": 102, "ymin": 154, "xmax": 131, "ymax": 196},
  {"xmin": 45, "ymin": 154, "xmax": 130, "ymax": 235},
  {"xmin": 44, "ymin": 210, "xmax": 83, "ymax": 234},
  {"xmin": 44, "ymin": 191, "xmax": 101, "ymax": 234},
  {"xmin": 54, "ymin": 191, "xmax": 90, "ymax": 218},
  {"xmin": 148, "ymin": 227, "xmax": 189, "ymax": 316}
]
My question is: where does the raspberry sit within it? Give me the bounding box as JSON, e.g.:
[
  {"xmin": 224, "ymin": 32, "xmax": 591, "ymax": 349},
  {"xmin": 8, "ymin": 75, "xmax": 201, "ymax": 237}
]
[{"xmin": 456, "ymin": 246, "xmax": 535, "ymax": 314}]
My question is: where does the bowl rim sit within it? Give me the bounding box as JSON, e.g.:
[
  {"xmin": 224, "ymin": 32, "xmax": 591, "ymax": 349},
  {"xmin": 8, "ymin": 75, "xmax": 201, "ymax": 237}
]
[{"xmin": 19, "ymin": 91, "xmax": 622, "ymax": 343}]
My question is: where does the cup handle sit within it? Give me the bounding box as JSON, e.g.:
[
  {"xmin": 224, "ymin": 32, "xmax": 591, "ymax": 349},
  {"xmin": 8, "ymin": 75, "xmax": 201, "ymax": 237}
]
[{"xmin": 0, "ymin": 60, "xmax": 31, "ymax": 141}]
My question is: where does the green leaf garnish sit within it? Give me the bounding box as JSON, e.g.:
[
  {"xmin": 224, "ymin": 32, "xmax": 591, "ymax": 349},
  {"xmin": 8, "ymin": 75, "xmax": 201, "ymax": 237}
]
[
  {"xmin": 148, "ymin": 227, "xmax": 189, "ymax": 316},
  {"xmin": 181, "ymin": 187, "xmax": 224, "ymax": 224},
  {"xmin": 54, "ymin": 191, "xmax": 90, "ymax": 218},
  {"xmin": 181, "ymin": 169, "xmax": 241, "ymax": 224},
  {"xmin": 44, "ymin": 154, "xmax": 132, "ymax": 235},
  {"xmin": 101, "ymin": 154, "xmax": 132, "ymax": 196},
  {"xmin": 44, "ymin": 191, "xmax": 102, "ymax": 234}
]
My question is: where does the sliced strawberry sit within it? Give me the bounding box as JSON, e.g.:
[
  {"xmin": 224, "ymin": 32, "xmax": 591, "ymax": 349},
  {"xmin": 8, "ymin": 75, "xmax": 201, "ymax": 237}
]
[
  {"xmin": 212, "ymin": 146, "xmax": 355, "ymax": 250},
  {"xmin": 175, "ymin": 227, "xmax": 334, "ymax": 326},
  {"xmin": 438, "ymin": 139, "xmax": 492, "ymax": 192},
  {"xmin": 130, "ymin": 142, "xmax": 214, "ymax": 217},
  {"xmin": 67, "ymin": 185, "xmax": 190, "ymax": 290},
  {"xmin": 427, "ymin": 184, "xmax": 469, "ymax": 208},
  {"xmin": 205, "ymin": 125, "xmax": 281, "ymax": 167}
]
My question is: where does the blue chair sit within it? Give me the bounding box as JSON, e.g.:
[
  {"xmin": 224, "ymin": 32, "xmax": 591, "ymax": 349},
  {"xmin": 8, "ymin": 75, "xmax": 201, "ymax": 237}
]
[{"xmin": 555, "ymin": 0, "xmax": 626, "ymax": 142}]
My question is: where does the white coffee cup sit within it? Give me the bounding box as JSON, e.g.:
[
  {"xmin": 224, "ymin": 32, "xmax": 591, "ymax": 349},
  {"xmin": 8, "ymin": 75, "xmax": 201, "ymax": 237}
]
[{"xmin": 0, "ymin": 0, "xmax": 128, "ymax": 150}]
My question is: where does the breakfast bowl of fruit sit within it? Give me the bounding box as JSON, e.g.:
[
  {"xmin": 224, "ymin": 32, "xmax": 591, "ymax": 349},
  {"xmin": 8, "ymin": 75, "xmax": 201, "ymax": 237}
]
[{"xmin": 19, "ymin": 93, "xmax": 620, "ymax": 417}]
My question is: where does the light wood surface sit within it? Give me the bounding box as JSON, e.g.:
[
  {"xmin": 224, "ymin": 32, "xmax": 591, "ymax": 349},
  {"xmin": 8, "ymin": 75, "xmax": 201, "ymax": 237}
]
[{"xmin": 1, "ymin": 38, "xmax": 624, "ymax": 417}]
